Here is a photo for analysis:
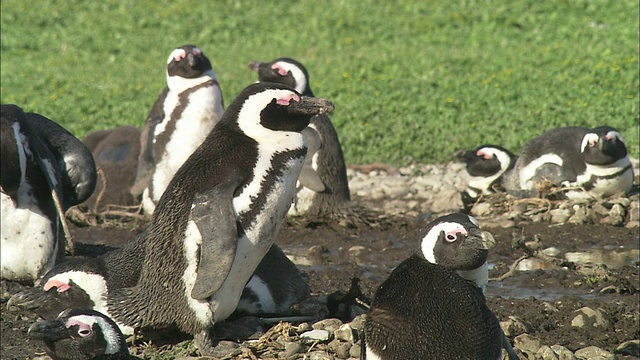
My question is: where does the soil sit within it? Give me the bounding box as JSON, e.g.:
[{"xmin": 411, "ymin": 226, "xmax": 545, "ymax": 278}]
[{"xmin": 1, "ymin": 201, "xmax": 639, "ymax": 359}]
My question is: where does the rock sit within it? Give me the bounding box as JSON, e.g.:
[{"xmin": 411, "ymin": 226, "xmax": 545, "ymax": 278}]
[
  {"xmin": 313, "ymin": 318, "xmax": 344, "ymax": 333},
  {"xmin": 568, "ymin": 205, "xmax": 587, "ymax": 224},
  {"xmin": 571, "ymin": 307, "xmax": 610, "ymax": 329},
  {"xmin": 328, "ymin": 339, "xmax": 352, "ymax": 359},
  {"xmin": 300, "ymin": 329, "xmax": 332, "ymax": 343},
  {"xmin": 291, "ymin": 298, "xmax": 328, "ymax": 318},
  {"xmin": 551, "ymin": 344, "xmax": 576, "ymax": 360},
  {"xmin": 348, "ymin": 314, "xmax": 366, "ymax": 332},
  {"xmin": 615, "ymin": 340, "xmax": 640, "ymax": 357},
  {"xmin": 334, "ymin": 323, "xmax": 357, "ymax": 343},
  {"xmin": 537, "ymin": 345, "xmax": 560, "ymax": 360},
  {"xmin": 549, "ymin": 208, "xmax": 571, "ymax": 224},
  {"xmin": 542, "ymin": 247, "xmax": 561, "ymax": 257},
  {"xmin": 574, "ymin": 346, "xmax": 614, "ymax": 359},
  {"xmin": 471, "ymin": 202, "xmax": 492, "ymax": 217},
  {"xmin": 282, "ymin": 341, "xmax": 303, "ymax": 358},
  {"xmin": 600, "ymin": 203, "xmax": 626, "ymax": 226},
  {"xmin": 514, "ymin": 334, "xmax": 542, "ymax": 356},
  {"xmin": 500, "ymin": 316, "xmax": 532, "ymax": 337},
  {"xmin": 541, "ymin": 302, "xmax": 559, "ymax": 313},
  {"xmin": 305, "ymin": 350, "xmax": 335, "ymax": 360},
  {"xmin": 349, "ymin": 343, "xmax": 362, "ymax": 358}
]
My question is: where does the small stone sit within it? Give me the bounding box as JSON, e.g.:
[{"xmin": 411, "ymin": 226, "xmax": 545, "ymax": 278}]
[
  {"xmin": 348, "ymin": 314, "xmax": 366, "ymax": 333},
  {"xmin": 549, "ymin": 208, "xmax": 571, "ymax": 223},
  {"xmin": 282, "ymin": 341, "xmax": 303, "ymax": 358},
  {"xmin": 349, "ymin": 343, "xmax": 362, "ymax": 358},
  {"xmin": 313, "ymin": 318, "xmax": 343, "ymax": 333},
  {"xmin": 542, "ymin": 247, "xmax": 561, "ymax": 257},
  {"xmin": 531, "ymin": 213, "xmax": 544, "ymax": 223},
  {"xmin": 471, "ymin": 202, "xmax": 492, "ymax": 217},
  {"xmin": 551, "ymin": 344, "xmax": 576, "ymax": 360},
  {"xmin": 500, "ymin": 316, "xmax": 531, "ymax": 337},
  {"xmin": 615, "ymin": 340, "xmax": 640, "ymax": 357},
  {"xmin": 568, "ymin": 205, "xmax": 587, "ymax": 224},
  {"xmin": 514, "ymin": 334, "xmax": 542, "ymax": 356},
  {"xmin": 537, "ymin": 345, "xmax": 560, "ymax": 360},
  {"xmin": 541, "ymin": 302, "xmax": 559, "ymax": 313},
  {"xmin": 300, "ymin": 329, "xmax": 332, "ymax": 343},
  {"xmin": 334, "ymin": 323, "xmax": 357, "ymax": 343},
  {"xmin": 571, "ymin": 307, "xmax": 610, "ymax": 329},
  {"xmin": 574, "ymin": 346, "xmax": 614, "ymax": 359},
  {"xmin": 306, "ymin": 350, "xmax": 334, "ymax": 360},
  {"xmin": 332, "ymin": 341, "xmax": 352, "ymax": 359}
]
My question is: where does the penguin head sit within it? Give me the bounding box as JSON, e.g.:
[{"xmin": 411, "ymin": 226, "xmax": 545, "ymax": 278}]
[
  {"xmin": 581, "ymin": 126, "xmax": 628, "ymax": 166},
  {"xmin": 456, "ymin": 144, "xmax": 516, "ymax": 178},
  {"xmin": 417, "ymin": 213, "xmax": 496, "ymax": 271},
  {"xmin": 28, "ymin": 308, "xmax": 129, "ymax": 360},
  {"xmin": 248, "ymin": 58, "xmax": 313, "ymax": 96},
  {"xmin": 227, "ymin": 82, "xmax": 333, "ymax": 139},
  {"xmin": 166, "ymin": 44, "xmax": 213, "ymax": 79}
]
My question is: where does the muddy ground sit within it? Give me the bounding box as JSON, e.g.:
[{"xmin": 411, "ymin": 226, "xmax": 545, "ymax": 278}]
[{"xmin": 1, "ymin": 198, "xmax": 639, "ymax": 359}]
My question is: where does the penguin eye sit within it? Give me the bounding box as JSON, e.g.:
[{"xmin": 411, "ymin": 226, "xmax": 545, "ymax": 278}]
[
  {"xmin": 76, "ymin": 325, "xmax": 93, "ymax": 337},
  {"xmin": 445, "ymin": 232, "xmax": 458, "ymax": 242}
]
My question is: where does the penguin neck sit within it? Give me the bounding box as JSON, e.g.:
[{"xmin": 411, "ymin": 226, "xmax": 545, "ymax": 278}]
[
  {"xmin": 167, "ymin": 69, "xmax": 217, "ymax": 94},
  {"xmin": 456, "ymin": 261, "xmax": 489, "ymax": 295}
]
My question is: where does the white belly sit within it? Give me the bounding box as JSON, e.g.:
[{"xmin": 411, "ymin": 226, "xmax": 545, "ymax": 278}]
[{"xmin": 1, "ymin": 191, "xmax": 57, "ymax": 282}]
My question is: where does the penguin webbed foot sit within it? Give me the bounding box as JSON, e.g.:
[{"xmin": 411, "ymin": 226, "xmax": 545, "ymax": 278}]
[{"xmin": 194, "ymin": 327, "xmax": 242, "ymax": 357}]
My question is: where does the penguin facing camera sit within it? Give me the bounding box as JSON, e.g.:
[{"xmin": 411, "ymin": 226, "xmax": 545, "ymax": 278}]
[
  {"xmin": 503, "ymin": 126, "xmax": 633, "ymax": 200},
  {"xmin": 1, "ymin": 104, "xmax": 96, "ymax": 283},
  {"xmin": 362, "ymin": 213, "xmax": 516, "ymax": 359},
  {"xmin": 249, "ymin": 57, "xmax": 350, "ymax": 217},
  {"xmin": 105, "ymin": 82, "xmax": 333, "ymax": 355},
  {"xmin": 28, "ymin": 308, "xmax": 141, "ymax": 360},
  {"xmin": 455, "ymin": 144, "xmax": 517, "ymax": 209},
  {"xmin": 131, "ymin": 44, "xmax": 225, "ymax": 215}
]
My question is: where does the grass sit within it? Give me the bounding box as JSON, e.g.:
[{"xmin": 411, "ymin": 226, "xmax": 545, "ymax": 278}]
[{"xmin": 1, "ymin": 0, "xmax": 638, "ymax": 166}]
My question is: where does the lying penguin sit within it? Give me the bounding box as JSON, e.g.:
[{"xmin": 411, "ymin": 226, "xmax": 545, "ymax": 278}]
[
  {"xmin": 131, "ymin": 44, "xmax": 225, "ymax": 215},
  {"xmin": 504, "ymin": 126, "xmax": 633, "ymax": 200},
  {"xmin": 249, "ymin": 57, "xmax": 350, "ymax": 217},
  {"xmin": 82, "ymin": 126, "xmax": 142, "ymax": 212},
  {"xmin": 455, "ymin": 144, "xmax": 517, "ymax": 208},
  {"xmin": 105, "ymin": 82, "xmax": 332, "ymax": 355},
  {"xmin": 1, "ymin": 104, "xmax": 96, "ymax": 283},
  {"xmin": 28, "ymin": 308, "xmax": 140, "ymax": 360},
  {"xmin": 362, "ymin": 213, "xmax": 517, "ymax": 359}
]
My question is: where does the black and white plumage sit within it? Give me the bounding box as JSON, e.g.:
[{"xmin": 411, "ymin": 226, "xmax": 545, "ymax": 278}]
[
  {"xmin": 456, "ymin": 144, "xmax": 517, "ymax": 207},
  {"xmin": 249, "ymin": 58, "xmax": 350, "ymax": 217},
  {"xmin": 1, "ymin": 104, "xmax": 96, "ymax": 282},
  {"xmin": 132, "ymin": 44, "xmax": 225, "ymax": 215},
  {"xmin": 28, "ymin": 308, "xmax": 140, "ymax": 360},
  {"xmin": 82, "ymin": 126, "xmax": 142, "ymax": 212},
  {"xmin": 362, "ymin": 213, "xmax": 505, "ymax": 360},
  {"xmin": 504, "ymin": 126, "xmax": 634, "ymax": 199},
  {"xmin": 105, "ymin": 82, "xmax": 333, "ymax": 354}
]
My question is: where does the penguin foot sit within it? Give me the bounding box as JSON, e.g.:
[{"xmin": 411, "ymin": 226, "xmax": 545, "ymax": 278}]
[{"xmin": 194, "ymin": 328, "xmax": 242, "ymax": 357}]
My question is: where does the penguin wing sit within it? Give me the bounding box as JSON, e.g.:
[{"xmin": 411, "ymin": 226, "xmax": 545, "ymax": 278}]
[
  {"xmin": 298, "ymin": 127, "xmax": 326, "ymax": 192},
  {"xmin": 131, "ymin": 87, "xmax": 169, "ymax": 197},
  {"xmin": 190, "ymin": 175, "xmax": 243, "ymax": 300}
]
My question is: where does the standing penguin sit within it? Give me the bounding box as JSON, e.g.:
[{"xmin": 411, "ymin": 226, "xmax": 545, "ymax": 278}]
[
  {"xmin": 362, "ymin": 213, "xmax": 506, "ymax": 360},
  {"xmin": 503, "ymin": 126, "xmax": 634, "ymax": 199},
  {"xmin": 455, "ymin": 144, "xmax": 517, "ymax": 208},
  {"xmin": 249, "ymin": 58, "xmax": 350, "ymax": 217},
  {"xmin": 82, "ymin": 126, "xmax": 142, "ymax": 212},
  {"xmin": 131, "ymin": 44, "xmax": 225, "ymax": 214},
  {"xmin": 106, "ymin": 82, "xmax": 333, "ymax": 354},
  {"xmin": 28, "ymin": 308, "xmax": 141, "ymax": 360},
  {"xmin": 1, "ymin": 104, "xmax": 96, "ymax": 283}
]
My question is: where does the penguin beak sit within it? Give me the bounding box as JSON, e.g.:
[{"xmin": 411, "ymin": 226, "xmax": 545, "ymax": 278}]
[
  {"xmin": 28, "ymin": 319, "xmax": 69, "ymax": 342},
  {"xmin": 463, "ymin": 229, "xmax": 496, "ymax": 250},
  {"xmin": 288, "ymin": 96, "xmax": 335, "ymax": 116}
]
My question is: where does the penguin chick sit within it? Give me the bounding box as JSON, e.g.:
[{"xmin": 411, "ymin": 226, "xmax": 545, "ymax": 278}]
[
  {"xmin": 106, "ymin": 82, "xmax": 333, "ymax": 355},
  {"xmin": 249, "ymin": 57, "xmax": 350, "ymax": 217},
  {"xmin": 455, "ymin": 144, "xmax": 517, "ymax": 208},
  {"xmin": 363, "ymin": 213, "xmax": 505, "ymax": 360},
  {"xmin": 1, "ymin": 104, "xmax": 96, "ymax": 283},
  {"xmin": 504, "ymin": 126, "xmax": 633, "ymax": 200},
  {"xmin": 132, "ymin": 44, "xmax": 225, "ymax": 215},
  {"xmin": 28, "ymin": 308, "xmax": 140, "ymax": 360},
  {"xmin": 82, "ymin": 126, "xmax": 142, "ymax": 212}
]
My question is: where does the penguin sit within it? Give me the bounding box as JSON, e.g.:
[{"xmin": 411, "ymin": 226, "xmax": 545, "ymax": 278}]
[
  {"xmin": 503, "ymin": 126, "xmax": 634, "ymax": 200},
  {"xmin": 131, "ymin": 44, "xmax": 225, "ymax": 215},
  {"xmin": 82, "ymin": 126, "xmax": 142, "ymax": 212},
  {"xmin": 455, "ymin": 144, "xmax": 517, "ymax": 208},
  {"xmin": 104, "ymin": 82, "xmax": 333, "ymax": 355},
  {"xmin": 249, "ymin": 58, "xmax": 350, "ymax": 217},
  {"xmin": 362, "ymin": 213, "xmax": 507, "ymax": 360},
  {"xmin": 1, "ymin": 104, "xmax": 96, "ymax": 283},
  {"xmin": 28, "ymin": 308, "xmax": 140, "ymax": 360}
]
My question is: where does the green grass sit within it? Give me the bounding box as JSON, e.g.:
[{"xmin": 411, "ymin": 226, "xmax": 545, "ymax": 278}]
[{"xmin": 1, "ymin": 0, "xmax": 638, "ymax": 166}]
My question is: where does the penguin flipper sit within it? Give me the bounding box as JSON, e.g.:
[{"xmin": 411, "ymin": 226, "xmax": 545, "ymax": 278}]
[
  {"xmin": 131, "ymin": 87, "xmax": 168, "ymax": 197},
  {"xmin": 298, "ymin": 127, "xmax": 326, "ymax": 192},
  {"xmin": 190, "ymin": 176, "xmax": 242, "ymax": 301}
]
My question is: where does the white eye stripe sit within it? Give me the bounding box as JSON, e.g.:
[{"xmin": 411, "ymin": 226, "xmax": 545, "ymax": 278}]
[
  {"xmin": 273, "ymin": 61, "xmax": 307, "ymax": 94},
  {"xmin": 167, "ymin": 48, "xmax": 187, "ymax": 64}
]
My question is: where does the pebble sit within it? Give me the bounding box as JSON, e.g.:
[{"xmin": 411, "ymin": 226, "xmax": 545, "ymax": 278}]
[
  {"xmin": 300, "ymin": 329, "xmax": 332, "ymax": 343},
  {"xmin": 514, "ymin": 334, "xmax": 543, "ymax": 356},
  {"xmin": 334, "ymin": 323, "xmax": 357, "ymax": 343},
  {"xmin": 500, "ymin": 316, "xmax": 532, "ymax": 337},
  {"xmin": 551, "ymin": 344, "xmax": 577, "ymax": 360},
  {"xmin": 571, "ymin": 307, "xmax": 610, "ymax": 329},
  {"xmin": 615, "ymin": 340, "xmax": 640, "ymax": 357},
  {"xmin": 574, "ymin": 346, "xmax": 614, "ymax": 359}
]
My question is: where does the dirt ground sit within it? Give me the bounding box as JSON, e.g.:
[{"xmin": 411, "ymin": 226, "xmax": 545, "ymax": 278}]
[{"xmin": 1, "ymin": 204, "xmax": 639, "ymax": 359}]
